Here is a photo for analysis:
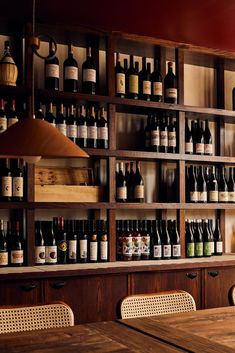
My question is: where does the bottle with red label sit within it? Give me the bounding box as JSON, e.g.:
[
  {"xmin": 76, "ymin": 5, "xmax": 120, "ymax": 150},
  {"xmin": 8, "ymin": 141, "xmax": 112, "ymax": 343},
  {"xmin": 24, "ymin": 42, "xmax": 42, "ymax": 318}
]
[{"xmin": 10, "ymin": 220, "xmax": 24, "ymax": 267}]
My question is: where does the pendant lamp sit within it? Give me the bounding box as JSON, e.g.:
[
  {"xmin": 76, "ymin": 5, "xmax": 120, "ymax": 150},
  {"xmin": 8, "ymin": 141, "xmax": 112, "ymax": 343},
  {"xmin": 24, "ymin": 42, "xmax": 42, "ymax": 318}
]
[{"xmin": 0, "ymin": 0, "xmax": 89, "ymax": 163}]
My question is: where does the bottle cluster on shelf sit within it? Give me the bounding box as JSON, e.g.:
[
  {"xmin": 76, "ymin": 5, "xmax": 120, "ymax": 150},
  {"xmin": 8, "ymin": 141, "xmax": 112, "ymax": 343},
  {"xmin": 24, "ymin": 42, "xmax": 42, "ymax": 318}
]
[
  {"xmin": 36, "ymin": 103, "xmax": 108, "ymax": 149},
  {"xmin": 35, "ymin": 218, "xmax": 108, "ymax": 265},
  {"xmin": 185, "ymin": 218, "xmax": 222, "ymax": 258},
  {"xmin": 116, "ymin": 218, "xmax": 180, "ymax": 261},
  {"xmin": 0, "ymin": 158, "xmax": 25, "ymax": 202},
  {"xmin": 145, "ymin": 111, "xmax": 177, "ymax": 153},
  {"xmin": 45, "ymin": 43, "xmax": 97, "ymax": 94},
  {"xmin": 0, "ymin": 98, "xmax": 20, "ymax": 133},
  {"xmin": 186, "ymin": 165, "xmax": 235, "ymax": 203},
  {"xmin": 115, "ymin": 54, "xmax": 177, "ymax": 103},
  {"xmin": 185, "ymin": 118, "xmax": 213, "ymax": 155}
]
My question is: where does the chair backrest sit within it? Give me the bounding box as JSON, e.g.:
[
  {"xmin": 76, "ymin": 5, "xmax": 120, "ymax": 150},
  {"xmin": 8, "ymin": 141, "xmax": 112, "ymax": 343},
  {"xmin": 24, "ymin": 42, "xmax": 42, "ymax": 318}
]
[
  {"xmin": 0, "ymin": 302, "xmax": 74, "ymax": 334},
  {"xmin": 228, "ymin": 285, "xmax": 235, "ymax": 305},
  {"xmin": 120, "ymin": 290, "xmax": 196, "ymax": 319}
]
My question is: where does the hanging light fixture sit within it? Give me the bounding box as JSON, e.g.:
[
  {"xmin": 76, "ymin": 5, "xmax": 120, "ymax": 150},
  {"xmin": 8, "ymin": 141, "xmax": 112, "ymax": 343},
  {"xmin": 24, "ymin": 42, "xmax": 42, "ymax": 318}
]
[{"xmin": 0, "ymin": 0, "xmax": 89, "ymax": 163}]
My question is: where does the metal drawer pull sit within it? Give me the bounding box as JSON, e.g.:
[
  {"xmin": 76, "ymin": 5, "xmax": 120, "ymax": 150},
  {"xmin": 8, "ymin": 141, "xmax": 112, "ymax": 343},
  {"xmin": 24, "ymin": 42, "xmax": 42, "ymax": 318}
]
[
  {"xmin": 208, "ymin": 271, "xmax": 219, "ymax": 277},
  {"xmin": 20, "ymin": 283, "xmax": 37, "ymax": 291},
  {"xmin": 186, "ymin": 272, "xmax": 197, "ymax": 279},
  {"xmin": 52, "ymin": 281, "xmax": 66, "ymax": 289}
]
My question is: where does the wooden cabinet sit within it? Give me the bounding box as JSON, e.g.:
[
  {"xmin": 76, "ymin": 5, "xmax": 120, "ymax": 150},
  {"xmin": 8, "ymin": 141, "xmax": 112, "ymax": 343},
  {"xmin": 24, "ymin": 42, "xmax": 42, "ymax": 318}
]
[{"xmin": 0, "ymin": 279, "xmax": 42, "ymax": 305}]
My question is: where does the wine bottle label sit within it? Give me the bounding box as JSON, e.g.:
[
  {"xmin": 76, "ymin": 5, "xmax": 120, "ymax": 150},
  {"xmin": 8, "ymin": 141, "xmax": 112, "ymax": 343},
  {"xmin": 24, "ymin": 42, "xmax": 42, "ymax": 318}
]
[
  {"xmin": 228, "ymin": 191, "xmax": 235, "ymax": 202},
  {"xmin": 219, "ymin": 191, "xmax": 228, "ymax": 202},
  {"xmin": 57, "ymin": 240, "xmax": 67, "ymax": 252},
  {"xmin": 100, "ymin": 241, "xmax": 108, "ymax": 260},
  {"xmin": 210, "ymin": 241, "xmax": 215, "ymax": 254},
  {"xmin": 165, "ymin": 88, "xmax": 177, "ymax": 99},
  {"xmin": 11, "ymin": 250, "xmax": 24, "ymax": 264},
  {"xmin": 141, "ymin": 235, "xmax": 150, "ymax": 255},
  {"xmin": 132, "ymin": 236, "xmax": 142, "ymax": 256},
  {"xmin": 216, "ymin": 241, "xmax": 223, "ymax": 253},
  {"xmin": 122, "ymin": 236, "xmax": 132, "ymax": 256},
  {"xmin": 0, "ymin": 252, "xmax": 8, "ymax": 266},
  {"xmin": 57, "ymin": 124, "xmax": 67, "ymax": 136},
  {"xmin": 88, "ymin": 126, "xmax": 98, "ymax": 139},
  {"xmin": 78, "ymin": 125, "xmax": 87, "ymax": 139},
  {"xmin": 185, "ymin": 142, "xmax": 193, "ymax": 153},
  {"xmin": 203, "ymin": 242, "xmax": 211, "ymax": 256},
  {"xmin": 143, "ymin": 80, "xmax": 151, "ymax": 95},
  {"xmin": 35, "ymin": 246, "xmax": 45, "ymax": 264},
  {"xmin": 79, "ymin": 239, "xmax": 87, "ymax": 259},
  {"xmin": 134, "ymin": 185, "xmax": 144, "ymax": 199},
  {"xmin": 204, "ymin": 143, "xmax": 213, "ymax": 155},
  {"xmin": 116, "ymin": 73, "xmax": 125, "ymax": 94},
  {"xmin": 67, "ymin": 125, "xmax": 77, "ymax": 138},
  {"xmin": 46, "ymin": 64, "xmax": 59, "ymax": 78},
  {"xmin": 83, "ymin": 69, "xmax": 96, "ymax": 83},
  {"xmin": 153, "ymin": 82, "xmax": 162, "ymax": 96},
  {"xmin": 160, "ymin": 131, "xmax": 168, "ymax": 146},
  {"xmin": 8, "ymin": 117, "xmax": 18, "ymax": 128},
  {"xmin": 2, "ymin": 176, "xmax": 12, "ymax": 197},
  {"xmin": 199, "ymin": 191, "xmax": 207, "ymax": 202},
  {"xmin": 65, "ymin": 66, "xmax": 78, "ymax": 80},
  {"xmin": 173, "ymin": 244, "xmax": 181, "ymax": 257},
  {"xmin": 68, "ymin": 240, "xmax": 77, "ymax": 260},
  {"xmin": 50, "ymin": 122, "xmax": 56, "ymax": 128},
  {"xmin": 168, "ymin": 132, "xmax": 176, "ymax": 147},
  {"xmin": 151, "ymin": 130, "xmax": 160, "ymax": 146},
  {"xmin": 13, "ymin": 177, "xmax": 23, "ymax": 197},
  {"xmin": 45, "ymin": 245, "xmax": 57, "ymax": 263},
  {"xmin": 90, "ymin": 241, "xmax": 98, "ymax": 261},
  {"xmin": 195, "ymin": 242, "xmax": 203, "ymax": 257},
  {"xmin": 153, "ymin": 245, "xmax": 162, "ymax": 258},
  {"xmin": 196, "ymin": 143, "xmax": 204, "ymax": 154},
  {"xmin": 186, "ymin": 243, "xmax": 195, "ymax": 257},
  {"xmin": 209, "ymin": 190, "xmax": 219, "ymax": 202},
  {"xmin": 117, "ymin": 186, "xmax": 127, "ymax": 200},
  {"xmin": 0, "ymin": 117, "xmax": 7, "ymax": 133},
  {"xmin": 163, "ymin": 244, "xmax": 171, "ymax": 258},
  {"xmin": 100, "ymin": 127, "xmax": 108, "ymax": 140},
  {"xmin": 190, "ymin": 191, "xmax": 199, "ymax": 202},
  {"xmin": 129, "ymin": 75, "xmax": 138, "ymax": 94}
]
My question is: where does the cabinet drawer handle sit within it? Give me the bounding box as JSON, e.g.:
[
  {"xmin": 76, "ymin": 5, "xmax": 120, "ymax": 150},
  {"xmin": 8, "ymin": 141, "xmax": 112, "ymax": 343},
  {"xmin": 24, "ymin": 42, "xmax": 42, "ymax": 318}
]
[
  {"xmin": 52, "ymin": 281, "xmax": 66, "ymax": 289},
  {"xmin": 20, "ymin": 283, "xmax": 38, "ymax": 291},
  {"xmin": 208, "ymin": 271, "xmax": 219, "ymax": 277},
  {"xmin": 186, "ymin": 272, "xmax": 197, "ymax": 279}
]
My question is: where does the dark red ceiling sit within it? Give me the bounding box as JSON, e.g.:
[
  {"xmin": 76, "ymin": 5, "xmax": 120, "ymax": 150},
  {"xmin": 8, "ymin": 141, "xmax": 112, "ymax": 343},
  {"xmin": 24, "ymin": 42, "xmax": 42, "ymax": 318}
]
[{"xmin": 4, "ymin": 0, "xmax": 235, "ymax": 51}]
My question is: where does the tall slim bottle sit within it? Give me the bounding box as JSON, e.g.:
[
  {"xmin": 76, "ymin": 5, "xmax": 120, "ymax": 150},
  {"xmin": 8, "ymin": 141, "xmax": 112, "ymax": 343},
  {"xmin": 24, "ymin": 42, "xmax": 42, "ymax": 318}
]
[
  {"xmin": 45, "ymin": 40, "xmax": 59, "ymax": 91},
  {"xmin": 63, "ymin": 44, "xmax": 78, "ymax": 92},
  {"xmin": 164, "ymin": 62, "xmax": 177, "ymax": 104},
  {"xmin": 127, "ymin": 55, "xmax": 138, "ymax": 99},
  {"xmin": 82, "ymin": 47, "xmax": 96, "ymax": 94},
  {"xmin": 151, "ymin": 58, "xmax": 162, "ymax": 102},
  {"xmin": 115, "ymin": 53, "xmax": 125, "ymax": 98}
]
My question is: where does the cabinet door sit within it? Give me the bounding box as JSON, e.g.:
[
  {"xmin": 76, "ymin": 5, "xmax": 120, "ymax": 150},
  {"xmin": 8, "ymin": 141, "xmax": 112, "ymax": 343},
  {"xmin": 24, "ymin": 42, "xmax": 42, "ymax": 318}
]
[
  {"xmin": 0, "ymin": 280, "xmax": 42, "ymax": 305},
  {"xmin": 204, "ymin": 267, "xmax": 235, "ymax": 308},
  {"xmin": 131, "ymin": 269, "xmax": 201, "ymax": 309},
  {"xmin": 44, "ymin": 274, "xmax": 128, "ymax": 324}
]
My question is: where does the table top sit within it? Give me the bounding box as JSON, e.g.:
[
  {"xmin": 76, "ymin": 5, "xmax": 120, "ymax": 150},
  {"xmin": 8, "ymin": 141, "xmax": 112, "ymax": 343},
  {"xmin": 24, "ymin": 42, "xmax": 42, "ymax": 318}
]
[
  {"xmin": 119, "ymin": 306, "xmax": 235, "ymax": 353},
  {"xmin": 0, "ymin": 320, "xmax": 185, "ymax": 353}
]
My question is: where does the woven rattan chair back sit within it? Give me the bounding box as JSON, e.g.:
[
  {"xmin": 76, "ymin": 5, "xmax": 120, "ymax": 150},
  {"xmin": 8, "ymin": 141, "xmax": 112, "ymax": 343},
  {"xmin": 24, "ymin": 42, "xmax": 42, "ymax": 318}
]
[
  {"xmin": 120, "ymin": 290, "xmax": 196, "ymax": 319},
  {"xmin": 0, "ymin": 302, "xmax": 74, "ymax": 334}
]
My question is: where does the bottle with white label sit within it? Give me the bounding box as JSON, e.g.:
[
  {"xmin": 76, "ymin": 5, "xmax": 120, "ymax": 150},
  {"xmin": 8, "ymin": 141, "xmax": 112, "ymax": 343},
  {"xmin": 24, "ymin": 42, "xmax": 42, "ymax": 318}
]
[
  {"xmin": 202, "ymin": 219, "xmax": 212, "ymax": 257},
  {"xmin": 0, "ymin": 219, "xmax": 8, "ymax": 267},
  {"xmin": 134, "ymin": 161, "xmax": 144, "ymax": 202},
  {"xmin": 141, "ymin": 220, "xmax": 150, "ymax": 260},
  {"xmin": 213, "ymin": 219, "xmax": 223, "ymax": 256},
  {"xmin": 115, "ymin": 52, "xmax": 125, "ymax": 98},
  {"xmin": 151, "ymin": 58, "xmax": 162, "ymax": 102},
  {"xmin": 185, "ymin": 118, "xmax": 193, "ymax": 154},
  {"xmin": 45, "ymin": 40, "xmax": 59, "ymax": 91},
  {"xmin": 82, "ymin": 47, "xmax": 96, "ymax": 94},
  {"xmin": 116, "ymin": 162, "xmax": 127, "ymax": 202},
  {"xmin": 77, "ymin": 105, "xmax": 87, "ymax": 148},
  {"xmin": 208, "ymin": 166, "xmax": 218, "ymax": 203},
  {"xmin": 127, "ymin": 54, "xmax": 138, "ymax": 99},
  {"xmin": 132, "ymin": 220, "xmax": 141, "ymax": 261},
  {"xmin": 160, "ymin": 220, "xmax": 171, "ymax": 260},
  {"xmin": 164, "ymin": 62, "xmax": 177, "ymax": 104},
  {"xmin": 35, "ymin": 221, "xmax": 45, "ymax": 265},
  {"xmin": 79, "ymin": 220, "xmax": 88, "ymax": 263},
  {"xmin": 197, "ymin": 165, "xmax": 207, "ymax": 203},
  {"xmin": 44, "ymin": 221, "xmax": 57, "ymax": 265},
  {"xmin": 56, "ymin": 103, "xmax": 67, "ymax": 136},
  {"xmin": 97, "ymin": 107, "xmax": 108, "ymax": 149},
  {"xmin": 150, "ymin": 113, "xmax": 160, "ymax": 152},
  {"xmin": 204, "ymin": 120, "xmax": 213, "ymax": 155},
  {"xmin": 67, "ymin": 220, "xmax": 77, "ymax": 263},
  {"xmin": 188, "ymin": 165, "xmax": 198, "ymax": 203},
  {"xmin": 168, "ymin": 113, "xmax": 177, "ymax": 153},
  {"xmin": 0, "ymin": 98, "xmax": 7, "ymax": 133},
  {"xmin": 122, "ymin": 220, "xmax": 132, "ymax": 261},
  {"xmin": 139, "ymin": 57, "xmax": 151, "ymax": 101},
  {"xmin": 7, "ymin": 99, "xmax": 18, "ymax": 128},
  {"xmin": 152, "ymin": 220, "xmax": 162, "ymax": 260},
  {"xmin": 66, "ymin": 104, "xmax": 77, "ymax": 143},
  {"xmin": 218, "ymin": 166, "xmax": 228, "ymax": 203},
  {"xmin": 195, "ymin": 120, "xmax": 204, "ymax": 155},
  {"xmin": 98, "ymin": 220, "xmax": 108, "ymax": 262},
  {"xmin": 160, "ymin": 114, "xmax": 168, "ymax": 153},
  {"xmin": 89, "ymin": 220, "xmax": 98, "ymax": 263},
  {"xmin": 228, "ymin": 167, "xmax": 235, "ymax": 203},
  {"xmin": 168, "ymin": 219, "xmax": 181, "ymax": 259},
  {"xmin": 87, "ymin": 106, "xmax": 97, "ymax": 148},
  {"xmin": 11, "ymin": 159, "xmax": 24, "ymax": 202},
  {"xmin": 1, "ymin": 158, "xmax": 12, "ymax": 201},
  {"xmin": 63, "ymin": 44, "xmax": 78, "ymax": 92},
  {"xmin": 10, "ymin": 221, "xmax": 24, "ymax": 267}
]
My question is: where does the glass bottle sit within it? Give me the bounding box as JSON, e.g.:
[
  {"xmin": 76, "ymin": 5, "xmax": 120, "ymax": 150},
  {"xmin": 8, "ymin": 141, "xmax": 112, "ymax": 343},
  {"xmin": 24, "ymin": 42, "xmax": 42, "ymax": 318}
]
[
  {"xmin": 115, "ymin": 52, "xmax": 125, "ymax": 98},
  {"xmin": 213, "ymin": 219, "xmax": 223, "ymax": 256},
  {"xmin": 151, "ymin": 58, "xmax": 162, "ymax": 102},
  {"xmin": 77, "ymin": 105, "xmax": 87, "ymax": 148},
  {"xmin": 0, "ymin": 219, "xmax": 8, "ymax": 267},
  {"xmin": 63, "ymin": 44, "xmax": 78, "ymax": 92},
  {"xmin": 127, "ymin": 54, "xmax": 138, "ymax": 99},
  {"xmin": 45, "ymin": 221, "xmax": 57, "ymax": 265},
  {"xmin": 82, "ymin": 47, "xmax": 96, "ymax": 94},
  {"xmin": 45, "ymin": 40, "xmax": 59, "ymax": 91},
  {"xmin": 35, "ymin": 220, "xmax": 45, "ymax": 265},
  {"xmin": 134, "ymin": 161, "xmax": 145, "ymax": 202},
  {"xmin": 164, "ymin": 62, "xmax": 177, "ymax": 104}
]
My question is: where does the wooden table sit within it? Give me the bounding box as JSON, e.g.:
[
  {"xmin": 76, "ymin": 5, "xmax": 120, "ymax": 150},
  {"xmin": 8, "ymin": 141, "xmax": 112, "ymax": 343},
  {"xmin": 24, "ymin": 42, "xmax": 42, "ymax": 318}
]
[
  {"xmin": 119, "ymin": 306, "xmax": 235, "ymax": 353},
  {"xmin": 0, "ymin": 320, "xmax": 186, "ymax": 353}
]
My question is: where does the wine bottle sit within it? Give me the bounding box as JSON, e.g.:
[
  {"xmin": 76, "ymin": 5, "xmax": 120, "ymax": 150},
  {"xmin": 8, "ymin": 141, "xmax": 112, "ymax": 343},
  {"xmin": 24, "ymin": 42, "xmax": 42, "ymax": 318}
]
[
  {"xmin": 97, "ymin": 107, "xmax": 108, "ymax": 149},
  {"xmin": 127, "ymin": 161, "xmax": 135, "ymax": 202},
  {"xmin": 63, "ymin": 44, "xmax": 78, "ymax": 92},
  {"xmin": 55, "ymin": 216, "xmax": 67, "ymax": 264},
  {"xmin": 0, "ymin": 159, "xmax": 12, "ymax": 201},
  {"xmin": 116, "ymin": 219, "xmax": 123, "ymax": 261},
  {"xmin": 202, "ymin": 219, "xmax": 212, "ymax": 257},
  {"xmin": 132, "ymin": 220, "xmax": 141, "ymax": 261},
  {"xmin": 115, "ymin": 53, "xmax": 125, "ymax": 98},
  {"xmin": 218, "ymin": 166, "xmax": 228, "ymax": 203},
  {"xmin": 98, "ymin": 220, "xmax": 108, "ymax": 262},
  {"xmin": 213, "ymin": 219, "xmax": 223, "ymax": 256},
  {"xmin": 56, "ymin": 103, "xmax": 67, "ymax": 136},
  {"xmin": 150, "ymin": 113, "xmax": 160, "ymax": 152},
  {"xmin": 139, "ymin": 57, "xmax": 151, "ymax": 101},
  {"xmin": 0, "ymin": 219, "xmax": 8, "ymax": 266},
  {"xmin": 145, "ymin": 114, "xmax": 151, "ymax": 151},
  {"xmin": 185, "ymin": 118, "xmax": 193, "ymax": 154},
  {"xmin": 89, "ymin": 220, "xmax": 98, "ymax": 263},
  {"xmin": 116, "ymin": 162, "xmax": 127, "ymax": 202},
  {"xmin": 194, "ymin": 219, "xmax": 203, "ymax": 258},
  {"xmin": 208, "ymin": 166, "xmax": 218, "ymax": 203},
  {"xmin": 228, "ymin": 167, "xmax": 235, "ymax": 203},
  {"xmin": 127, "ymin": 55, "xmax": 138, "ymax": 99},
  {"xmin": 87, "ymin": 106, "xmax": 97, "ymax": 148},
  {"xmin": 191, "ymin": 120, "xmax": 197, "ymax": 153},
  {"xmin": 151, "ymin": 58, "xmax": 162, "ymax": 102},
  {"xmin": 164, "ymin": 62, "xmax": 177, "ymax": 104},
  {"xmin": 45, "ymin": 102, "xmax": 56, "ymax": 127},
  {"xmin": 82, "ymin": 47, "xmax": 96, "ymax": 94},
  {"xmin": 35, "ymin": 103, "xmax": 45, "ymax": 120},
  {"xmin": 77, "ymin": 105, "xmax": 87, "ymax": 148},
  {"xmin": 168, "ymin": 113, "xmax": 177, "ymax": 153},
  {"xmin": 169, "ymin": 219, "xmax": 181, "ymax": 259},
  {"xmin": 66, "ymin": 104, "xmax": 77, "ymax": 143},
  {"xmin": 195, "ymin": 119, "xmax": 204, "ymax": 155},
  {"xmin": 7, "ymin": 99, "xmax": 18, "ymax": 128},
  {"xmin": 124, "ymin": 162, "xmax": 130, "ymax": 185},
  {"xmin": 188, "ymin": 165, "xmax": 198, "ymax": 203},
  {"xmin": 45, "ymin": 40, "xmax": 59, "ymax": 91},
  {"xmin": 0, "ymin": 98, "xmax": 7, "ymax": 133},
  {"xmin": 185, "ymin": 219, "xmax": 195, "ymax": 258},
  {"xmin": 141, "ymin": 220, "xmax": 150, "ymax": 260},
  {"xmin": 11, "ymin": 159, "xmax": 24, "ymax": 202},
  {"xmin": 160, "ymin": 219, "xmax": 171, "ymax": 260},
  {"xmin": 10, "ymin": 221, "xmax": 24, "ymax": 266},
  {"xmin": 197, "ymin": 165, "xmax": 207, "ymax": 203},
  {"xmin": 122, "ymin": 220, "xmax": 132, "ymax": 261},
  {"xmin": 134, "ymin": 161, "xmax": 145, "ymax": 202},
  {"xmin": 78, "ymin": 220, "xmax": 88, "ymax": 263},
  {"xmin": 208, "ymin": 219, "xmax": 215, "ymax": 255},
  {"xmin": 35, "ymin": 221, "xmax": 45, "ymax": 265},
  {"xmin": 152, "ymin": 220, "xmax": 162, "ymax": 260},
  {"xmin": 44, "ymin": 221, "xmax": 57, "ymax": 265},
  {"xmin": 160, "ymin": 113, "xmax": 168, "ymax": 153},
  {"xmin": 67, "ymin": 220, "xmax": 77, "ymax": 263},
  {"xmin": 204, "ymin": 119, "xmax": 213, "ymax": 155}
]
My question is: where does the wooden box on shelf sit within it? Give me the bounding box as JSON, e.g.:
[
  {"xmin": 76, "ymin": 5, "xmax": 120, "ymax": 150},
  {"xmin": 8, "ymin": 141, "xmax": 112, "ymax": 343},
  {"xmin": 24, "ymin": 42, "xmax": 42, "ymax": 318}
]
[{"xmin": 34, "ymin": 166, "xmax": 103, "ymax": 202}]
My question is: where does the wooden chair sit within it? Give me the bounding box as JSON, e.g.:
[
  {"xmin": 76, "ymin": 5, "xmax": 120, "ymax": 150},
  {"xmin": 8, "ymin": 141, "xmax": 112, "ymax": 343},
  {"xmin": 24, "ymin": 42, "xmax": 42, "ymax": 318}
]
[
  {"xmin": 120, "ymin": 290, "xmax": 196, "ymax": 319},
  {"xmin": 0, "ymin": 302, "xmax": 74, "ymax": 334},
  {"xmin": 228, "ymin": 285, "xmax": 235, "ymax": 305}
]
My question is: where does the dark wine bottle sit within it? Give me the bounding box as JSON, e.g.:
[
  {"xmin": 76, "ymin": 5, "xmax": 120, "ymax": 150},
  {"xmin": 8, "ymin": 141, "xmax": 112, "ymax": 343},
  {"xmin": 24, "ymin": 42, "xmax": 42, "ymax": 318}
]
[
  {"xmin": 191, "ymin": 120, "xmax": 197, "ymax": 153},
  {"xmin": 188, "ymin": 165, "xmax": 198, "ymax": 203},
  {"xmin": 150, "ymin": 113, "xmax": 160, "ymax": 152},
  {"xmin": 169, "ymin": 219, "xmax": 181, "ymax": 259},
  {"xmin": 44, "ymin": 221, "xmax": 57, "ymax": 265},
  {"xmin": 45, "ymin": 102, "xmax": 56, "ymax": 127},
  {"xmin": 78, "ymin": 220, "xmax": 88, "ymax": 263},
  {"xmin": 208, "ymin": 166, "xmax": 218, "ymax": 203},
  {"xmin": 127, "ymin": 55, "xmax": 138, "ymax": 99},
  {"xmin": 55, "ymin": 216, "xmax": 67, "ymax": 264},
  {"xmin": 127, "ymin": 161, "xmax": 135, "ymax": 202},
  {"xmin": 202, "ymin": 219, "xmax": 212, "ymax": 257},
  {"xmin": 141, "ymin": 220, "xmax": 150, "ymax": 260},
  {"xmin": 67, "ymin": 220, "xmax": 77, "ymax": 263},
  {"xmin": 63, "ymin": 44, "xmax": 78, "ymax": 92},
  {"xmin": 98, "ymin": 107, "xmax": 108, "ymax": 149},
  {"xmin": 160, "ymin": 219, "xmax": 171, "ymax": 260},
  {"xmin": 204, "ymin": 119, "xmax": 213, "ymax": 155},
  {"xmin": 1, "ymin": 159, "xmax": 12, "ymax": 201},
  {"xmin": 152, "ymin": 220, "xmax": 162, "ymax": 260},
  {"xmin": 35, "ymin": 221, "xmax": 45, "ymax": 265},
  {"xmin": 164, "ymin": 62, "xmax": 177, "ymax": 104},
  {"xmin": 194, "ymin": 219, "xmax": 203, "ymax": 258},
  {"xmin": 151, "ymin": 58, "xmax": 162, "ymax": 102},
  {"xmin": 56, "ymin": 103, "xmax": 67, "ymax": 136},
  {"xmin": 116, "ymin": 219, "xmax": 123, "ymax": 261},
  {"xmin": 0, "ymin": 98, "xmax": 7, "ymax": 133},
  {"xmin": 66, "ymin": 104, "xmax": 77, "ymax": 143},
  {"xmin": 195, "ymin": 119, "xmax": 204, "ymax": 155},
  {"xmin": 139, "ymin": 57, "xmax": 151, "ymax": 101},
  {"xmin": 77, "ymin": 105, "xmax": 87, "ymax": 148},
  {"xmin": 134, "ymin": 161, "xmax": 145, "ymax": 202},
  {"xmin": 115, "ymin": 53, "xmax": 125, "ymax": 98},
  {"xmin": 89, "ymin": 220, "xmax": 98, "ymax": 263},
  {"xmin": 213, "ymin": 219, "xmax": 223, "ymax": 256},
  {"xmin": 45, "ymin": 40, "xmax": 59, "ymax": 91},
  {"xmin": 168, "ymin": 113, "xmax": 177, "ymax": 153},
  {"xmin": 98, "ymin": 220, "xmax": 108, "ymax": 262},
  {"xmin": 131, "ymin": 220, "xmax": 141, "ymax": 261},
  {"xmin": 228, "ymin": 167, "xmax": 235, "ymax": 203},
  {"xmin": 185, "ymin": 219, "xmax": 195, "ymax": 258},
  {"xmin": 7, "ymin": 99, "xmax": 18, "ymax": 128},
  {"xmin": 82, "ymin": 47, "xmax": 96, "ymax": 94},
  {"xmin": 197, "ymin": 165, "xmax": 207, "ymax": 203},
  {"xmin": 10, "ymin": 221, "xmax": 24, "ymax": 266},
  {"xmin": 87, "ymin": 106, "xmax": 97, "ymax": 148},
  {"xmin": 145, "ymin": 114, "xmax": 151, "ymax": 151},
  {"xmin": 218, "ymin": 166, "xmax": 228, "ymax": 203},
  {"xmin": 122, "ymin": 220, "xmax": 132, "ymax": 261},
  {"xmin": 185, "ymin": 118, "xmax": 193, "ymax": 154},
  {"xmin": 160, "ymin": 113, "xmax": 168, "ymax": 153},
  {"xmin": 0, "ymin": 219, "xmax": 8, "ymax": 266},
  {"xmin": 11, "ymin": 159, "xmax": 24, "ymax": 201},
  {"xmin": 116, "ymin": 162, "xmax": 127, "ymax": 202}
]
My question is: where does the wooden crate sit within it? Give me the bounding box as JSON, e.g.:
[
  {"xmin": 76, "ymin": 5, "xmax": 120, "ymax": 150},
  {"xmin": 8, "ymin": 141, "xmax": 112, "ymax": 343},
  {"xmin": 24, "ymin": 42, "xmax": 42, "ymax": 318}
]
[{"xmin": 35, "ymin": 167, "xmax": 103, "ymax": 202}]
